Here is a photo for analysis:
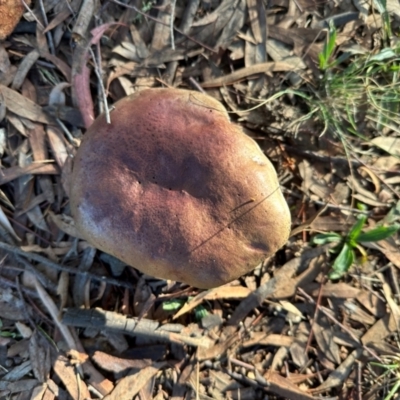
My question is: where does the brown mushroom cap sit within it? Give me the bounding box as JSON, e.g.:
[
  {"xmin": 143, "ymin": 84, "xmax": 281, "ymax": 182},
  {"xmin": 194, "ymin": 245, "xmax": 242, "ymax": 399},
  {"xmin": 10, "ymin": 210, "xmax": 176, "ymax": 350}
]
[
  {"xmin": 0, "ymin": 0, "xmax": 31, "ymax": 40},
  {"xmin": 68, "ymin": 88, "xmax": 291, "ymax": 288}
]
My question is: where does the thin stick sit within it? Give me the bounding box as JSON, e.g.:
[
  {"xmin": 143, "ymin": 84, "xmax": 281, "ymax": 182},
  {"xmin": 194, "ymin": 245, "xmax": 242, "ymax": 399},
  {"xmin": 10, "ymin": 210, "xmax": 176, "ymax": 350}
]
[
  {"xmin": 281, "ymin": 187, "xmax": 371, "ymax": 215},
  {"xmin": 89, "ymin": 47, "xmax": 110, "ymax": 124},
  {"xmin": 33, "ymin": 275, "xmax": 77, "ymax": 350},
  {"xmin": 0, "ymin": 275, "xmax": 39, "ymax": 298},
  {"xmin": 170, "ymin": 0, "xmax": 176, "ymax": 50},
  {"xmin": 38, "ymin": 0, "xmax": 55, "ymax": 55},
  {"xmin": 0, "ymin": 242, "xmax": 135, "ymax": 290},
  {"xmin": 21, "ymin": 0, "xmax": 45, "ymax": 30},
  {"xmin": 112, "ymin": 0, "xmax": 216, "ymax": 53},
  {"xmin": 63, "ymin": 307, "xmax": 211, "ymax": 348},
  {"xmin": 304, "ymin": 278, "xmax": 325, "ymax": 354},
  {"xmin": 297, "ymin": 287, "xmax": 383, "ymax": 363}
]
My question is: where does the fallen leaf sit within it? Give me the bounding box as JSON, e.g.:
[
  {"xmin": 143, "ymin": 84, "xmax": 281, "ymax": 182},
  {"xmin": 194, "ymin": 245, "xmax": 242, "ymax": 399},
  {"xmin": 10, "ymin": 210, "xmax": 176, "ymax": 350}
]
[
  {"xmin": 371, "ymin": 136, "xmax": 400, "ymax": 156},
  {"xmin": 103, "ymin": 363, "xmax": 165, "ymax": 400},
  {"xmin": 173, "ymin": 285, "xmax": 250, "ymax": 319},
  {"xmin": 53, "ymin": 355, "xmax": 90, "ymax": 400},
  {"xmin": 0, "ymin": 84, "xmax": 53, "ymax": 124}
]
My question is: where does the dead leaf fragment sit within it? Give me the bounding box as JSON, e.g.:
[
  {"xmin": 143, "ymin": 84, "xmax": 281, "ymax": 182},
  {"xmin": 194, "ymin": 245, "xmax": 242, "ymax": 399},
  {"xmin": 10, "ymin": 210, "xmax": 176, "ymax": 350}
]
[
  {"xmin": 53, "ymin": 355, "xmax": 90, "ymax": 400},
  {"xmin": 202, "ymin": 61, "xmax": 301, "ymax": 87},
  {"xmin": 0, "ymin": 0, "xmax": 31, "ymax": 40},
  {"xmin": 103, "ymin": 363, "xmax": 165, "ymax": 400},
  {"xmin": 371, "ymin": 136, "xmax": 400, "ymax": 156},
  {"xmin": 0, "ymin": 84, "xmax": 53, "ymax": 124},
  {"xmin": 92, "ymin": 351, "xmax": 153, "ymax": 373},
  {"xmin": 264, "ymin": 369, "xmax": 316, "ymax": 400},
  {"xmin": 313, "ymin": 349, "xmax": 362, "ymax": 393}
]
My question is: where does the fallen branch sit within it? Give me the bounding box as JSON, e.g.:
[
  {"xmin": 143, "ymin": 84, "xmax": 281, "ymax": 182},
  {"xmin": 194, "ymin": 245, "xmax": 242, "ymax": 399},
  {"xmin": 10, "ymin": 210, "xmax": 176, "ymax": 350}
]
[{"xmin": 63, "ymin": 307, "xmax": 212, "ymax": 348}]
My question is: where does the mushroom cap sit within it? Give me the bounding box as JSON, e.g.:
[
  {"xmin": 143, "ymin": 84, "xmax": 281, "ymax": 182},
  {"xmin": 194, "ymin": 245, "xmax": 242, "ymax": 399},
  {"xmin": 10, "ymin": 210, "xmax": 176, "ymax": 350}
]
[
  {"xmin": 0, "ymin": 0, "xmax": 30, "ymax": 40},
  {"xmin": 69, "ymin": 88, "xmax": 291, "ymax": 288}
]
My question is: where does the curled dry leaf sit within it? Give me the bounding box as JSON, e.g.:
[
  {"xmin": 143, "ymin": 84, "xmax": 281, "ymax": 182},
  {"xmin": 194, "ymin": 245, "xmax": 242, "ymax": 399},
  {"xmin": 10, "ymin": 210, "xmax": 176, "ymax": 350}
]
[{"xmin": 0, "ymin": 0, "xmax": 31, "ymax": 40}]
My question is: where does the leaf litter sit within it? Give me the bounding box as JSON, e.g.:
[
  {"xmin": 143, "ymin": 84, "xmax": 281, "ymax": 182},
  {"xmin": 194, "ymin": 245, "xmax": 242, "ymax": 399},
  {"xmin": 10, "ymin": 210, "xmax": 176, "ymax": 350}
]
[{"xmin": 0, "ymin": 0, "xmax": 399, "ymax": 399}]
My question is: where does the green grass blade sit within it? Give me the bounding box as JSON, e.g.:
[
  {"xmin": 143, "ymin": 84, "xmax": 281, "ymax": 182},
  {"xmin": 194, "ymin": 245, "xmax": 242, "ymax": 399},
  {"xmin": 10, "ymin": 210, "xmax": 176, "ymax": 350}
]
[
  {"xmin": 162, "ymin": 299, "xmax": 185, "ymax": 311},
  {"xmin": 384, "ymin": 378, "xmax": 400, "ymax": 400},
  {"xmin": 311, "ymin": 233, "xmax": 342, "ymax": 245},
  {"xmin": 320, "ymin": 20, "xmax": 337, "ymax": 70},
  {"xmin": 358, "ymin": 224, "xmax": 400, "ymax": 242},
  {"xmin": 329, "ymin": 243, "xmax": 355, "ymax": 280},
  {"xmin": 348, "ymin": 214, "xmax": 367, "ymax": 244}
]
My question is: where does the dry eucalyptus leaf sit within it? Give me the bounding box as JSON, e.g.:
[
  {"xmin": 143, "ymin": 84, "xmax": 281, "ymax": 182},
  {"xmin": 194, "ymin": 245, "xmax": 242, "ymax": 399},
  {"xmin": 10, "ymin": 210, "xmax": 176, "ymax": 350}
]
[
  {"xmin": 371, "ymin": 136, "xmax": 400, "ymax": 157},
  {"xmin": 0, "ymin": 84, "xmax": 53, "ymax": 124}
]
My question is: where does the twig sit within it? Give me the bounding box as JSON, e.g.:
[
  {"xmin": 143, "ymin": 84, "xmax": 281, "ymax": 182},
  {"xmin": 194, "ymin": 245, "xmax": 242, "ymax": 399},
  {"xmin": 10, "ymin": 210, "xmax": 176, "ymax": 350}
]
[
  {"xmin": 0, "ymin": 241, "xmax": 135, "ymax": 290},
  {"xmin": 111, "ymin": 0, "xmax": 216, "ymax": 53},
  {"xmin": 282, "ymin": 144, "xmax": 362, "ymax": 167},
  {"xmin": 63, "ymin": 307, "xmax": 210, "ymax": 348},
  {"xmin": 6, "ymin": 214, "xmax": 52, "ymax": 246},
  {"xmin": 281, "ymin": 187, "xmax": 371, "ymax": 215},
  {"xmin": 6, "ymin": 256, "xmax": 58, "ymax": 294},
  {"xmin": 21, "ymin": 0, "xmax": 45, "ymax": 30},
  {"xmin": 38, "ymin": 0, "xmax": 55, "ymax": 55},
  {"xmin": 55, "ymin": 119, "xmax": 80, "ymax": 146},
  {"xmin": 297, "ymin": 287, "xmax": 384, "ymax": 363},
  {"xmin": 164, "ymin": 0, "xmax": 200, "ymax": 84},
  {"xmin": 15, "ymin": 277, "xmax": 42, "ymax": 331},
  {"xmin": 0, "ymin": 275, "xmax": 39, "ymax": 298},
  {"xmin": 305, "ymin": 277, "xmax": 326, "ymax": 354},
  {"xmin": 170, "ymin": 0, "xmax": 176, "ymax": 50},
  {"xmin": 224, "ymin": 369, "xmax": 268, "ymax": 390},
  {"xmin": 353, "ymin": 155, "xmax": 400, "ymax": 201},
  {"xmin": 228, "ymin": 244, "xmax": 333, "ymax": 326},
  {"xmin": 229, "ymin": 357, "xmax": 255, "ymax": 370},
  {"xmin": 292, "ymin": 0, "xmax": 303, "ymax": 12},
  {"xmin": 89, "ymin": 46, "xmax": 110, "ymax": 124},
  {"xmin": 188, "ymin": 77, "xmax": 206, "ymax": 93},
  {"xmin": 357, "ymin": 361, "xmax": 362, "ymax": 400},
  {"xmin": 33, "ymin": 275, "xmax": 77, "ymax": 350}
]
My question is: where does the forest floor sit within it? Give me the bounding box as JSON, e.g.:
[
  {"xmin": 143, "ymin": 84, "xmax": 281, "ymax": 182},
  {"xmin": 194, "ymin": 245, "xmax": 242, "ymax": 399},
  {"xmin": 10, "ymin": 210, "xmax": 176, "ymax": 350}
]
[{"xmin": 0, "ymin": 0, "xmax": 400, "ymax": 399}]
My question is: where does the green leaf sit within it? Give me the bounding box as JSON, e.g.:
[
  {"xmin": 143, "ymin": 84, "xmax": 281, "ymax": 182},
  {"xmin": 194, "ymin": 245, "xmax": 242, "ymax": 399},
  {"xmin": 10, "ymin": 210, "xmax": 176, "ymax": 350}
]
[
  {"xmin": 329, "ymin": 243, "xmax": 355, "ymax": 280},
  {"xmin": 381, "ymin": 201, "xmax": 400, "ymax": 225},
  {"xmin": 385, "ymin": 379, "xmax": 400, "ymax": 400},
  {"xmin": 311, "ymin": 232, "xmax": 342, "ymax": 245},
  {"xmin": 319, "ymin": 20, "xmax": 337, "ymax": 70},
  {"xmin": 358, "ymin": 224, "xmax": 400, "ymax": 242},
  {"xmin": 370, "ymin": 48, "xmax": 396, "ymax": 62},
  {"xmin": 326, "ymin": 21, "xmax": 337, "ymax": 59},
  {"xmin": 348, "ymin": 214, "xmax": 367, "ymax": 244},
  {"xmin": 194, "ymin": 305, "xmax": 208, "ymax": 321},
  {"xmin": 373, "ymin": 0, "xmax": 387, "ymax": 14},
  {"xmin": 318, "ymin": 53, "xmax": 326, "ymax": 70},
  {"xmin": 370, "ymin": 362, "xmax": 400, "ymax": 371},
  {"xmin": 0, "ymin": 331, "xmax": 18, "ymax": 338},
  {"xmin": 162, "ymin": 299, "xmax": 185, "ymax": 311},
  {"xmin": 357, "ymin": 203, "xmax": 368, "ymax": 212}
]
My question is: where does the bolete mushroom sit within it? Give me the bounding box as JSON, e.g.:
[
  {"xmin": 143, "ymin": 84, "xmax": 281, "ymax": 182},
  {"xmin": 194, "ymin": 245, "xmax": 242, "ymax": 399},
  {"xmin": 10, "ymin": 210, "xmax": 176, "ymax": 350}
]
[
  {"xmin": 67, "ymin": 88, "xmax": 291, "ymax": 288},
  {"xmin": 0, "ymin": 0, "xmax": 31, "ymax": 40}
]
